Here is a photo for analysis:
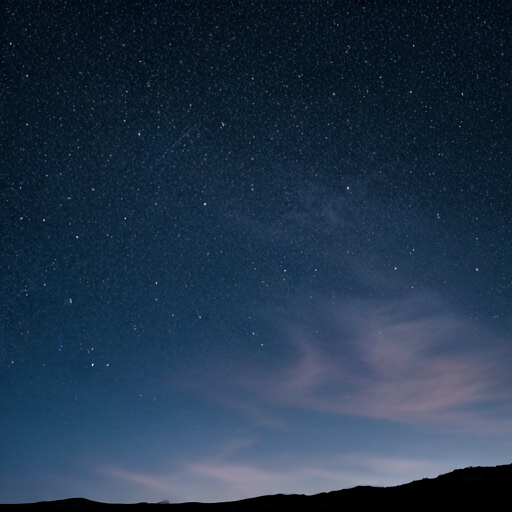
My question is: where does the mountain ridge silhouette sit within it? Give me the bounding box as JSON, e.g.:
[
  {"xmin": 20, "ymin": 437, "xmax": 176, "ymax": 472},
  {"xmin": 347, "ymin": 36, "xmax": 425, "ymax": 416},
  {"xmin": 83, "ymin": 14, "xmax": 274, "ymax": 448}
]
[{"xmin": 7, "ymin": 463, "xmax": 511, "ymax": 510}]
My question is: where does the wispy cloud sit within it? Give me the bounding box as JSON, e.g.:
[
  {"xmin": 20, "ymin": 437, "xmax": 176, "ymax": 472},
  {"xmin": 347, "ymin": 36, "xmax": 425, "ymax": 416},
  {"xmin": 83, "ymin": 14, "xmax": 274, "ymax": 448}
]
[
  {"xmin": 99, "ymin": 458, "xmax": 296, "ymax": 503},
  {"xmin": 186, "ymin": 462, "xmax": 284, "ymax": 483},
  {"xmin": 185, "ymin": 295, "xmax": 512, "ymax": 434},
  {"xmin": 98, "ymin": 467, "xmax": 171, "ymax": 493}
]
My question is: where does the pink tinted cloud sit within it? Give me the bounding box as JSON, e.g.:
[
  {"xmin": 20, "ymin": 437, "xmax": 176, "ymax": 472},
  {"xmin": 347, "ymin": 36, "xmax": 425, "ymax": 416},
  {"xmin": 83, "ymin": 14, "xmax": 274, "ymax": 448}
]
[
  {"xmin": 186, "ymin": 461, "xmax": 293, "ymax": 484},
  {"xmin": 199, "ymin": 297, "xmax": 512, "ymax": 433},
  {"xmin": 98, "ymin": 466, "xmax": 171, "ymax": 492}
]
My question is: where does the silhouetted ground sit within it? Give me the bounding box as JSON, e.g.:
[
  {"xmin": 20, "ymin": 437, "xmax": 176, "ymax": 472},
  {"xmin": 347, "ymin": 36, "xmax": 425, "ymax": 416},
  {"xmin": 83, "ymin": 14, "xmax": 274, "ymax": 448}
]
[{"xmin": 5, "ymin": 463, "xmax": 511, "ymax": 511}]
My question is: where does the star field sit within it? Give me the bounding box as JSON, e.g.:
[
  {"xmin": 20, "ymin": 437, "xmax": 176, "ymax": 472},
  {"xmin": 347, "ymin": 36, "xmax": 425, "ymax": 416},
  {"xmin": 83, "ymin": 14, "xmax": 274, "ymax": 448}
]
[{"xmin": 1, "ymin": 0, "xmax": 511, "ymax": 505}]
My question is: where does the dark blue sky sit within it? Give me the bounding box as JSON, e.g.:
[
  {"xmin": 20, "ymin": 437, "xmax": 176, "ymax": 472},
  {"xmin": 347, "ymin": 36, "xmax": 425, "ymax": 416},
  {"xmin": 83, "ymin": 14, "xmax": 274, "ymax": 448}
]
[{"xmin": 1, "ymin": 0, "xmax": 511, "ymax": 504}]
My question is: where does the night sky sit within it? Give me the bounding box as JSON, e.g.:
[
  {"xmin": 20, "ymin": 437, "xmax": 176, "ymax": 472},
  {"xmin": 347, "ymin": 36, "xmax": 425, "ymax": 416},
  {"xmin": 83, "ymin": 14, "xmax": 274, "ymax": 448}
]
[{"xmin": 1, "ymin": 0, "xmax": 512, "ymax": 505}]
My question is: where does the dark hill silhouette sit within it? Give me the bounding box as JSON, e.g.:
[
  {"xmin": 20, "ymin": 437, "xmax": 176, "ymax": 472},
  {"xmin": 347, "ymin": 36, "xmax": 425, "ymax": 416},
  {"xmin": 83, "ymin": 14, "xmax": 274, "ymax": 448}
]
[{"xmin": 7, "ymin": 463, "xmax": 511, "ymax": 511}]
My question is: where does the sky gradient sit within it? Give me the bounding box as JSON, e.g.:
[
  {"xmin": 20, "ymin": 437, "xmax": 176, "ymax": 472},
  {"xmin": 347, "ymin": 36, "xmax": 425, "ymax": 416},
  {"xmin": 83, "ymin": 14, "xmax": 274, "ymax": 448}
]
[{"xmin": 1, "ymin": 0, "xmax": 512, "ymax": 505}]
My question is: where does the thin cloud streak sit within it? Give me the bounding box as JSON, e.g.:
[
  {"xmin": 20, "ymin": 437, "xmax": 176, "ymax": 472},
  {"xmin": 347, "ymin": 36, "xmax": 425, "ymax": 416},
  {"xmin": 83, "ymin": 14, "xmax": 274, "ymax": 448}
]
[
  {"xmin": 99, "ymin": 461, "xmax": 295, "ymax": 503},
  {"xmin": 186, "ymin": 462, "xmax": 284, "ymax": 483},
  {"xmin": 192, "ymin": 296, "xmax": 512, "ymax": 434},
  {"xmin": 98, "ymin": 467, "xmax": 171, "ymax": 493}
]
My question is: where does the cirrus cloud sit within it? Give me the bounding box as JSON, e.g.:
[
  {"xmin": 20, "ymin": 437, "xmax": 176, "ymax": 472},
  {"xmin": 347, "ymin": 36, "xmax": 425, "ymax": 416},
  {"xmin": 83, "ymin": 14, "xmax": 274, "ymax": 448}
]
[{"xmin": 184, "ymin": 295, "xmax": 512, "ymax": 435}]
